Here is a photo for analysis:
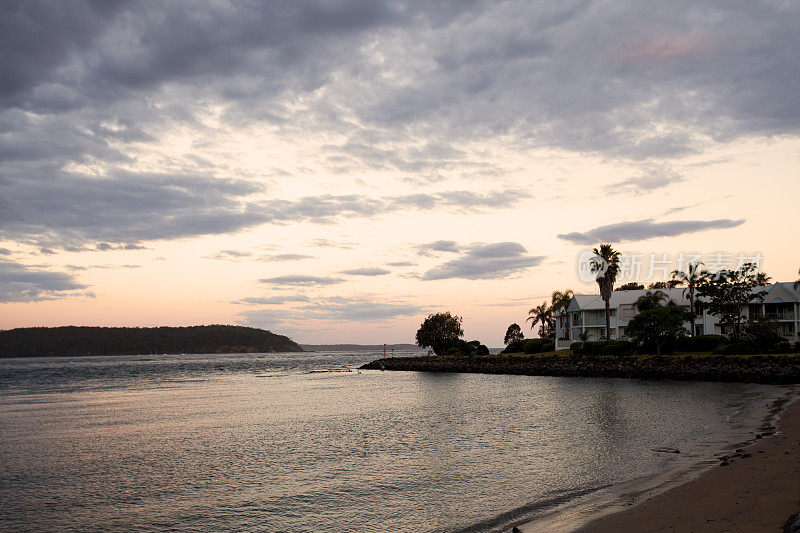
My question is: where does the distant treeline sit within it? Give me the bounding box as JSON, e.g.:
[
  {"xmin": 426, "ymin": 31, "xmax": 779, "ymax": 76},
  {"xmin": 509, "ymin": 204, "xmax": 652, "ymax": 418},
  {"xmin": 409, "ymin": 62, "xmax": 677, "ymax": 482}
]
[
  {"xmin": 0, "ymin": 325, "xmax": 302, "ymax": 357},
  {"xmin": 301, "ymin": 343, "xmax": 419, "ymax": 352}
]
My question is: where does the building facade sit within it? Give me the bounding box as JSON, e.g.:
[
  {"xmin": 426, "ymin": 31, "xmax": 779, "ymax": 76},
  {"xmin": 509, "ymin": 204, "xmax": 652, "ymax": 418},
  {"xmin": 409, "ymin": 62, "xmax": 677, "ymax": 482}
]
[{"xmin": 554, "ymin": 282, "xmax": 800, "ymax": 350}]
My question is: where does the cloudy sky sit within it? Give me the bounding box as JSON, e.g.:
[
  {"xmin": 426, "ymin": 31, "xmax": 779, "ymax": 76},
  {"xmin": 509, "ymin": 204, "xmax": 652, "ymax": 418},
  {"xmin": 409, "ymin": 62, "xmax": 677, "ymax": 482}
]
[{"xmin": 1, "ymin": 0, "xmax": 798, "ymax": 345}]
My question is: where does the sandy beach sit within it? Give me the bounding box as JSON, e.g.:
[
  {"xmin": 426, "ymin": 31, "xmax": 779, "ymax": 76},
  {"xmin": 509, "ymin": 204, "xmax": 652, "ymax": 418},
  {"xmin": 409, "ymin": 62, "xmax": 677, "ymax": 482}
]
[{"xmin": 563, "ymin": 392, "xmax": 800, "ymax": 532}]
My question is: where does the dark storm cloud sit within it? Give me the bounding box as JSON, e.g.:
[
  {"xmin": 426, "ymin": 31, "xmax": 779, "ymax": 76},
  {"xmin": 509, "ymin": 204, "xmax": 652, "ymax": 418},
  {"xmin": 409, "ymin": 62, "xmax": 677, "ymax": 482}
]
[
  {"xmin": 0, "ymin": 169, "xmax": 522, "ymax": 249},
  {"xmin": 340, "ymin": 267, "xmax": 391, "ymax": 276},
  {"xmin": 1, "ymin": 1, "xmax": 797, "ymax": 250},
  {"xmin": 0, "ymin": 169, "xmax": 265, "ymax": 249},
  {"xmin": 0, "ymin": 259, "xmax": 91, "ymax": 302},
  {"xmin": 259, "ymin": 275, "xmax": 345, "ymax": 287},
  {"xmin": 557, "ymin": 218, "xmax": 746, "ymax": 245},
  {"xmin": 421, "ymin": 242, "xmax": 545, "ymax": 280}
]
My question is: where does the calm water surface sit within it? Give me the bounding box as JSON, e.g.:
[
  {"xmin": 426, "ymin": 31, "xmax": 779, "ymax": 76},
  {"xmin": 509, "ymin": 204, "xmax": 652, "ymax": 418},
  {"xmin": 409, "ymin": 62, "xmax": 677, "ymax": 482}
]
[{"xmin": 0, "ymin": 352, "xmax": 789, "ymax": 532}]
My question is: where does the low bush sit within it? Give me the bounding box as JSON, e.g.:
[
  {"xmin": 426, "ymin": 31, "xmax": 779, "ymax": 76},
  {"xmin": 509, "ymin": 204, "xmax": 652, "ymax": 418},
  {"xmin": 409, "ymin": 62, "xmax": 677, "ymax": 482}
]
[
  {"xmin": 524, "ymin": 339, "xmax": 547, "ymax": 354},
  {"xmin": 445, "ymin": 346, "xmax": 463, "ymax": 355},
  {"xmin": 541, "ymin": 342, "xmax": 555, "ymax": 352},
  {"xmin": 714, "ymin": 339, "xmax": 793, "ymax": 355},
  {"xmin": 501, "ymin": 340, "xmax": 526, "ymax": 354},
  {"xmin": 582, "ymin": 341, "xmax": 608, "ymax": 355},
  {"xmin": 676, "ymin": 335, "xmax": 725, "ymax": 352},
  {"xmin": 570, "ymin": 342, "xmax": 584, "ymax": 355},
  {"xmin": 475, "ymin": 344, "xmax": 490, "ymax": 356},
  {"xmin": 599, "ymin": 340, "xmax": 635, "ymax": 355}
]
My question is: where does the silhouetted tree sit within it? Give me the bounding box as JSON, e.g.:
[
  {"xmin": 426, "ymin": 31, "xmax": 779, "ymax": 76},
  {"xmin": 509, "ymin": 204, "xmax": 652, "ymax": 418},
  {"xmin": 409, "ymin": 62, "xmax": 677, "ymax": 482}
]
[
  {"xmin": 526, "ymin": 302, "xmax": 552, "ymax": 338},
  {"xmin": 670, "ymin": 262, "xmax": 705, "ymax": 337},
  {"xmin": 697, "ymin": 263, "xmax": 766, "ymax": 343},
  {"xmin": 504, "ymin": 323, "xmax": 524, "ymax": 345},
  {"xmin": 592, "ymin": 243, "xmax": 621, "ymax": 340},
  {"xmin": 415, "ymin": 312, "xmax": 464, "ymax": 356},
  {"xmin": 634, "ymin": 290, "xmax": 668, "ymax": 312}
]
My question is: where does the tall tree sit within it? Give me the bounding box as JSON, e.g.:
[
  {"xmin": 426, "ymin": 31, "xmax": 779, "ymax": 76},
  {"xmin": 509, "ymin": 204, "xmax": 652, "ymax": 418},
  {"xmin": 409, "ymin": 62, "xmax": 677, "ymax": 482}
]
[
  {"xmin": 415, "ymin": 312, "xmax": 464, "ymax": 355},
  {"xmin": 627, "ymin": 305, "xmax": 694, "ymax": 355},
  {"xmin": 755, "ymin": 271, "xmax": 772, "ymax": 285},
  {"xmin": 526, "ymin": 302, "xmax": 552, "ymax": 338},
  {"xmin": 551, "ymin": 289, "xmax": 574, "ymax": 314},
  {"xmin": 591, "ymin": 243, "xmax": 621, "ymax": 340},
  {"xmin": 670, "ymin": 262, "xmax": 705, "ymax": 338},
  {"xmin": 503, "ymin": 323, "xmax": 524, "ymax": 345},
  {"xmin": 648, "ymin": 280, "xmax": 681, "ymax": 289},
  {"xmin": 634, "ymin": 290, "xmax": 668, "ymax": 312},
  {"xmin": 616, "ymin": 282, "xmax": 644, "ymax": 291},
  {"xmin": 795, "ymin": 268, "xmax": 800, "ymax": 290},
  {"xmin": 551, "ymin": 289, "xmax": 574, "ymax": 338},
  {"xmin": 696, "ymin": 263, "xmax": 766, "ymax": 343}
]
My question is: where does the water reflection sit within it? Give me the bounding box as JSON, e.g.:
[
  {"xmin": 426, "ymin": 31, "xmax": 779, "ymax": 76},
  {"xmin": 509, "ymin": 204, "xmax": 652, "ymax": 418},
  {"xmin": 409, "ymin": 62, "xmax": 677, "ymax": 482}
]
[{"xmin": 0, "ymin": 355, "xmax": 788, "ymax": 532}]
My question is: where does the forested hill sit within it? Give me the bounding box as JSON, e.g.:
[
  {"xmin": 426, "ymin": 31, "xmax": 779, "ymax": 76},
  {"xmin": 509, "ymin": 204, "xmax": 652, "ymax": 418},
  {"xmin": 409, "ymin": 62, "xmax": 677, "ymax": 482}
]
[{"xmin": 0, "ymin": 325, "xmax": 303, "ymax": 357}]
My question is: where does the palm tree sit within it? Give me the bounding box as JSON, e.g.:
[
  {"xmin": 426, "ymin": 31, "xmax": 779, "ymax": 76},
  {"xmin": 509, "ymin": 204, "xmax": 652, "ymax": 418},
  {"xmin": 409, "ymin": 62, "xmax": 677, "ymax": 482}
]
[
  {"xmin": 551, "ymin": 289, "xmax": 574, "ymax": 338},
  {"xmin": 755, "ymin": 271, "xmax": 772, "ymax": 285},
  {"xmin": 634, "ymin": 290, "xmax": 667, "ymax": 312},
  {"xmin": 591, "ymin": 243, "xmax": 621, "ymax": 340},
  {"xmin": 670, "ymin": 262, "xmax": 704, "ymax": 338},
  {"xmin": 526, "ymin": 302, "xmax": 552, "ymax": 338}
]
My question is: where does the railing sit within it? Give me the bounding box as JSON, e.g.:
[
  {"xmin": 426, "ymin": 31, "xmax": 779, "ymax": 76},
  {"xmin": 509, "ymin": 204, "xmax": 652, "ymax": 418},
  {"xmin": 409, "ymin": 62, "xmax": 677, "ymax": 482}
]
[
  {"xmin": 555, "ymin": 339, "xmax": 572, "ymax": 351},
  {"xmin": 764, "ymin": 312, "xmax": 796, "ymax": 321},
  {"xmin": 582, "ymin": 316, "xmax": 609, "ymax": 326}
]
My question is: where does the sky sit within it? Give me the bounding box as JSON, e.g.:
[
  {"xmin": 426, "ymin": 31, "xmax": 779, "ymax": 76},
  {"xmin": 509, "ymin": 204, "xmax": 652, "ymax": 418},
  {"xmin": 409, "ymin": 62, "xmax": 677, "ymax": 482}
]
[{"xmin": 1, "ymin": 0, "xmax": 798, "ymax": 346}]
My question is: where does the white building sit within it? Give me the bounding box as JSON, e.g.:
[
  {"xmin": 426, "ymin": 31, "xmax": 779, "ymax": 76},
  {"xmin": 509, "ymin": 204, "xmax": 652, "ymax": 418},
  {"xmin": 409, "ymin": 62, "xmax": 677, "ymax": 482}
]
[{"xmin": 553, "ymin": 282, "xmax": 800, "ymax": 350}]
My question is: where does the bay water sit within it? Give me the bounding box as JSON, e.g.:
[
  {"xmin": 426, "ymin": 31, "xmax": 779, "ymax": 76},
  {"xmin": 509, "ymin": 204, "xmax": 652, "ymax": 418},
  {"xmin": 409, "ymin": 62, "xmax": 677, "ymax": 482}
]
[{"xmin": 0, "ymin": 352, "xmax": 790, "ymax": 532}]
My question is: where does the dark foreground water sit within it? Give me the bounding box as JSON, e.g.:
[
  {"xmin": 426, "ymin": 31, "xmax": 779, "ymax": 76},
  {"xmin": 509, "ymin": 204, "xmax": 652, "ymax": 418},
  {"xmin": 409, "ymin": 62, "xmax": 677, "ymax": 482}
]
[{"xmin": 0, "ymin": 352, "xmax": 790, "ymax": 532}]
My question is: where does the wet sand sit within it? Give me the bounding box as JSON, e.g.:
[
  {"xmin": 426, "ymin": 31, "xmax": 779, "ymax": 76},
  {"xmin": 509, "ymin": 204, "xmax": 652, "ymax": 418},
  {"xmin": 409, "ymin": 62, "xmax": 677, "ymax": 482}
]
[{"xmin": 571, "ymin": 395, "xmax": 800, "ymax": 532}]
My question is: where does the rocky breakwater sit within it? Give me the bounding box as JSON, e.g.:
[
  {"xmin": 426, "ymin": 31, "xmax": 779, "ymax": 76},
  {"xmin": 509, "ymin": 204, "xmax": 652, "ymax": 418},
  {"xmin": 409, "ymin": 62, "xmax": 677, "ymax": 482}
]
[{"xmin": 360, "ymin": 354, "xmax": 800, "ymax": 384}]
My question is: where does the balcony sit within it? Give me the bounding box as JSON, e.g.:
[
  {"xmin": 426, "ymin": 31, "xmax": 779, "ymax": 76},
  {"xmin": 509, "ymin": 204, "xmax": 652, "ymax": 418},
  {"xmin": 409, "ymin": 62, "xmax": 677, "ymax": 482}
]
[
  {"xmin": 764, "ymin": 312, "xmax": 796, "ymax": 321},
  {"xmin": 583, "ymin": 316, "xmax": 610, "ymax": 326}
]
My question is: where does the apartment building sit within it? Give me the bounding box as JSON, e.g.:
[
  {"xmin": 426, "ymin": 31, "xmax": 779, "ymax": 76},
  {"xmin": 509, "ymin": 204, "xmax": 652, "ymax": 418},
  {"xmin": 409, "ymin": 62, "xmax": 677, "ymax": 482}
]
[{"xmin": 553, "ymin": 282, "xmax": 799, "ymax": 350}]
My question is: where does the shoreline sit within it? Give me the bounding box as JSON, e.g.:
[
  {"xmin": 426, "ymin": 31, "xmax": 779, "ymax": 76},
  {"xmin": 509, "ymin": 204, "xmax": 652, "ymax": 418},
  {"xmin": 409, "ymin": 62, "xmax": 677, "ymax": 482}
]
[
  {"xmin": 361, "ymin": 353, "xmax": 800, "ymax": 384},
  {"xmin": 517, "ymin": 388, "xmax": 800, "ymax": 532},
  {"xmin": 360, "ymin": 356, "xmax": 800, "ymax": 531}
]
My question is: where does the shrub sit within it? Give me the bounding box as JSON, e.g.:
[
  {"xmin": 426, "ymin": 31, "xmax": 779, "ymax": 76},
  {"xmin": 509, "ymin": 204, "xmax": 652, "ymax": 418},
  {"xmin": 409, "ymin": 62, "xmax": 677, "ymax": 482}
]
[
  {"xmin": 744, "ymin": 317, "xmax": 784, "ymax": 352},
  {"xmin": 541, "ymin": 342, "xmax": 555, "ymax": 352},
  {"xmin": 676, "ymin": 335, "xmax": 725, "ymax": 352},
  {"xmin": 501, "ymin": 340, "xmax": 526, "ymax": 354},
  {"xmin": 570, "ymin": 342, "xmax": 584, "ymax": 355},
  {"xmin": 465, "ymin": 340, "xmax": 482, "ymax": 355},
  {"xmin": 475, "ymin": 344, "xmax": 490, "ymax": 356},
  {"xmin": 445, "ymin": 346, "xmax": 463, "ymax": 356},
  {"xmin": 582, "ymin": 340, "xmax": 609, "ymax": 355},
  {"xmin": 600, "ymin": 340, "xmax": 635, "ymax": 355},
  {"xmin": 524, "ymin": 339, "xmax": 546, "ymax": 354}
]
